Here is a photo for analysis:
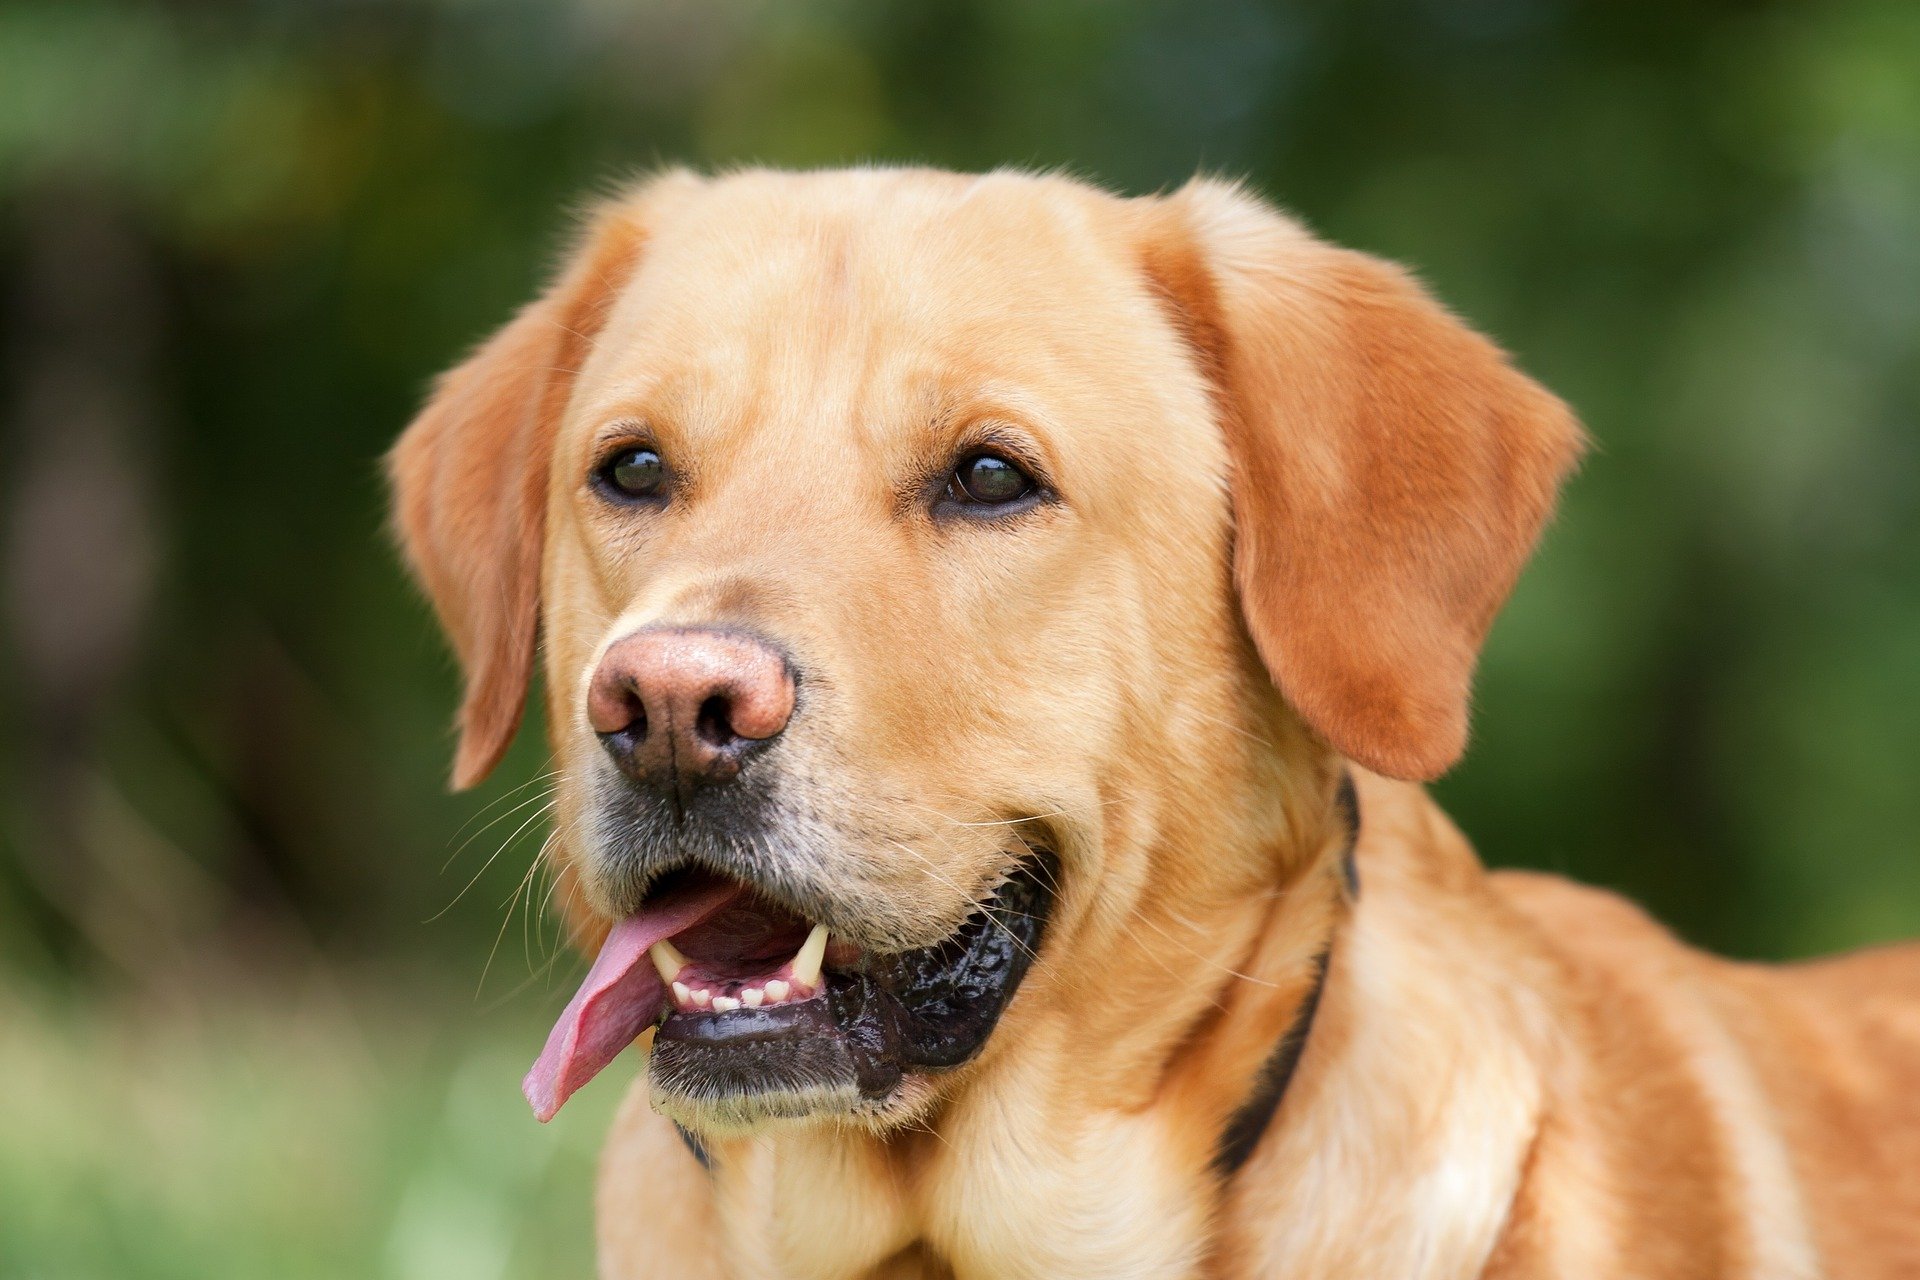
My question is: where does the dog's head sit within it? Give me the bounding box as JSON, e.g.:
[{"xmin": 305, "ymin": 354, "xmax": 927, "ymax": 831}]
[{"xmin": 389, "ymin": 168, "xmax": 1580, "ymax": 1133}]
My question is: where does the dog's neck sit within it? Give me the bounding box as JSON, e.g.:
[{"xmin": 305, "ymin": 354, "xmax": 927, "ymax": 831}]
[
  {"xmin": 1206, "ymin": 775, "xmax": 1551, "ymax": 1278},
  {"xmin": 1210, "ymin": 772, "xmax": 1355, "ymax": 1178}
]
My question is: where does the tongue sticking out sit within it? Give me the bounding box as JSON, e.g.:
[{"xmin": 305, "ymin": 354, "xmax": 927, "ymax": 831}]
[{"xmin": 523, "ymin": 877, "xmax": 742, "ymax": 1122}]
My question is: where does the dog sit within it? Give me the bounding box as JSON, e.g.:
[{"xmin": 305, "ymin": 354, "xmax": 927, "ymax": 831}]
[{"xmin": 389, "ymin": 167, "xmax": 1920, "ymax": 1278}]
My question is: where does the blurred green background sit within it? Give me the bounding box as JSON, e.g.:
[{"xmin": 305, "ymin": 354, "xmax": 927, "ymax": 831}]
[{"xmin": 1, "ymin": 1, "xmax": 1917, "ymax": 1275}]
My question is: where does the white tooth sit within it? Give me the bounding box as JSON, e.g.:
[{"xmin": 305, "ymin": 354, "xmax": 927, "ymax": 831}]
[
  {"xmin": 692, "ymin": 989, "xmax": 710, "ymax": 1007},
  {"xmin": 671, "ymin": 981, "xmax": 691, "ymax": 1006},
  {"xmin": 711, "ymin": 995, "xmax": 740, "ymax": 1013},
  {"xmin": 764, "ymin": 979, "xmax": 790, "ymax": 1003},
  {"xmin": 648, "ymin": 939, "xmax": 690, "ymax": 985},
  {"xmin": 741, "ymin": 988, "xmax": 764, "ymax": 1008},
  {"xmin": 792, "ymin": 924, "xmax": 829, "ymax": 990}
]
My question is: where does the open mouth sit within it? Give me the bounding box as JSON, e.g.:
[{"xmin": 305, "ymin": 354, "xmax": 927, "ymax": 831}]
[{"xmin": 524, "ymin": 852, "xmax": 1057, "ymax": 1125}]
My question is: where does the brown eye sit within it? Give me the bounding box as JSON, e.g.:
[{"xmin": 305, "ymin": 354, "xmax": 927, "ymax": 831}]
[
  {"xmin": 949, "ymin": 453, "xmax": 1034, "ymax": 506},
  {"xmin": 597, "ymin": 447, "xmax": 666, "ymax": 501}
]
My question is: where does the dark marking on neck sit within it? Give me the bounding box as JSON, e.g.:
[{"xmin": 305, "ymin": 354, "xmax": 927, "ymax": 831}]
[
  {"xmin": 1335, "ymin": 769, "xmax": 1361, "ymax": 900},
  {"xmin": 675, "ymin": 1122, "xmax": 712, "ymax": 1170},
  {"xmin": 1213, "ymin": 770, "xmax": 1359, "ymax": 1178}
]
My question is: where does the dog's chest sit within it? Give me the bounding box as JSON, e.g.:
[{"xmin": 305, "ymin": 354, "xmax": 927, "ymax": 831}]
[{"xmin": 716, "ymin": 1104, "xmax": 1213, "ymax": 1279}]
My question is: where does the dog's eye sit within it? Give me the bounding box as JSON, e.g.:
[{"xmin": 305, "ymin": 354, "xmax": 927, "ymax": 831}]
[
  {"xmin": 948, "ymin": 453, "xmax": 1034, "ymax": 507},
  {"xmin": 597, "ymin": 448, "xmax": 667, "ymax": 501}
]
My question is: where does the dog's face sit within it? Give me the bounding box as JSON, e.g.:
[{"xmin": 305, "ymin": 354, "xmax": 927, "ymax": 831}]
[
  {"xmin": 391, "ymin": 169, "xmax": 1580, "ymax": 1133},
  {"xmin": 546, "ymin": 171, "xmax": 1235, "ymax": 942}
]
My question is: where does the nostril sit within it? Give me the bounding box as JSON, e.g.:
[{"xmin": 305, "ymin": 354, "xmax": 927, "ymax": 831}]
[
  {"xmin": 694, "ymin": 694, "xmax": 734, "ymax": 749},
  {"xmin": 591, "ymin": 679, "xmax": 650, "ymax": 744},
  {"xmin": 618, "ymin": 687, "xmax": 656, "ymax": 736}
]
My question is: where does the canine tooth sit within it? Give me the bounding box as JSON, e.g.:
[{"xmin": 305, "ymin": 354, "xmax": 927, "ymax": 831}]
[
  {"xmin": 792, "ymin": 924, "xmax": 829, "ymax": 990},
  {"xmin": 764, "ymin": 979, "xmax": 790, "ymax": 1003},
  {"xmin": 648, "ymin": 939, "xmax": 690, "ymax": 984},
  {"xmin": 711, "ymin": 995, "xmax": 740, "ymax": 1013},
  {"xmin": 741, "ymin": 988, "xmax": 764, "ymax": 1008},
  {"xmin": 692, "ymin": 989, "xmax": 710, "ymax": 1007},
  {"xmin": 671, "ymin": 981, "xmax": 691, "ymax": 1006}
]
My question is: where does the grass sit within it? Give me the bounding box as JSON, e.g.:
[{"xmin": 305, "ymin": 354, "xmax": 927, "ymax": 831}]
[{"xmin": 0, "ymin": 969, "xmax": 626, "ymax": 1280}]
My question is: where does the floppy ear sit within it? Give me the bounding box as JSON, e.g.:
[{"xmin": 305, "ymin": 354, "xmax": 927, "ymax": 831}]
[
  {"xmin": 387, "ymin": 197, "xmax": 653, "ymax": 789},
  {"xmin": 1141, "ymin": 179, "xmax": 1585, "ymax": 781}
]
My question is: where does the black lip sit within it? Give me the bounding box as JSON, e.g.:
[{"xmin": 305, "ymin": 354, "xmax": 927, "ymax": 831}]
[{"xmin": 651, "ymin": 851, "xmax": 1058, "ymax": 1107}]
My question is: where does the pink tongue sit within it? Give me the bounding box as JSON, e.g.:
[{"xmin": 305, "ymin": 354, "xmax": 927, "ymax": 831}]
[{"xmin": 523, "ymin": 877, "xmax": 742, "ymax": 1122}]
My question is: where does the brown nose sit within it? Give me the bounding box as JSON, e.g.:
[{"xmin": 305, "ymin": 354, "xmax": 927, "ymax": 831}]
[{"xmin": 586, "ymin": 628, "xmax": 795, "ymax": 790}]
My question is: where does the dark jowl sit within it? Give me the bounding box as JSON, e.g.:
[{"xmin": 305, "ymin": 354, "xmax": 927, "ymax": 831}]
[{"xmin": 525, "ymin": 854, "xmax": 1057, "ymax": 1123}]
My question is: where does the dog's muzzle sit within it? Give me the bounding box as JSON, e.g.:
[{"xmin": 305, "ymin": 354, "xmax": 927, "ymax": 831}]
[{"xmin": 524, "ymin": 851, "xmax": 1057, "ymax": 1127}]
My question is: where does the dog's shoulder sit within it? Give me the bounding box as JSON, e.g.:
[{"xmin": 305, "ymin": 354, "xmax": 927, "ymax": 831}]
[{"xmin": 1488, "ymin": 866, "xmax": 1920, "ymax": 1278}]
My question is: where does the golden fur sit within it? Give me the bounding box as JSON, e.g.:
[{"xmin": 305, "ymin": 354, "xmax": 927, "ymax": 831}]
[{"xmin": 391, "ymin": 167, "xmax": 1920, "ymax": 1278}]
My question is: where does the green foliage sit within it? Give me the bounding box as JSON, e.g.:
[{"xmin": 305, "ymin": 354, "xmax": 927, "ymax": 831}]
[
  {"xmin": 1, "ymin": 1, "xmax": 1917, "ymax": 1274},
  {"xmin": 0, "ymin": 982, "xmax": 613, "ymax": 1280}
]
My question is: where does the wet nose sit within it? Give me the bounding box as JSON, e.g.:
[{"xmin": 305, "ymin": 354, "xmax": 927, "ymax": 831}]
[{"xmin": 587, "ymin": 628, "xmax": 795, "ymax": 789}]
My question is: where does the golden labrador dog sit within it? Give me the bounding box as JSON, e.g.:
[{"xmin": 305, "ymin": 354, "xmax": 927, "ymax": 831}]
[{"xmin": 389, "ymin": 168, "xmax": 1920, "ymax": 1278}]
